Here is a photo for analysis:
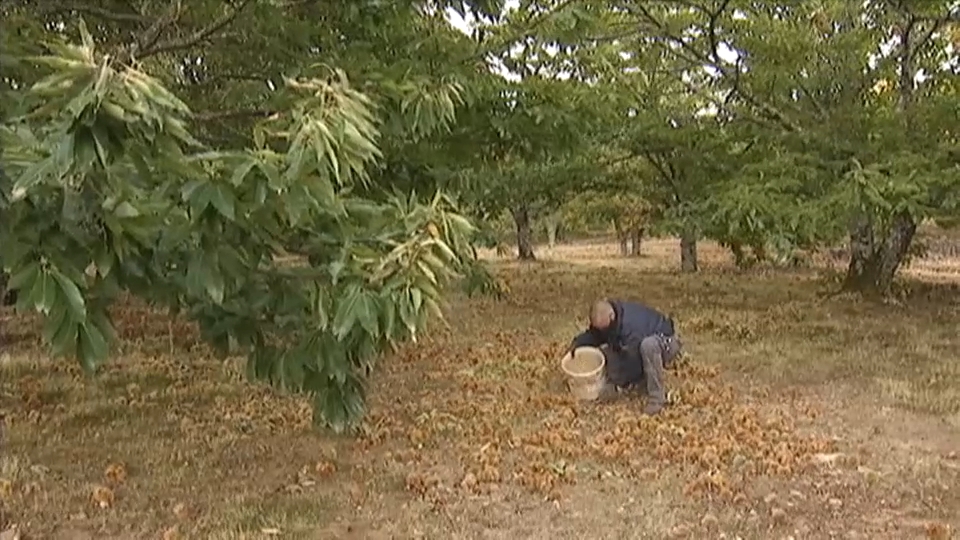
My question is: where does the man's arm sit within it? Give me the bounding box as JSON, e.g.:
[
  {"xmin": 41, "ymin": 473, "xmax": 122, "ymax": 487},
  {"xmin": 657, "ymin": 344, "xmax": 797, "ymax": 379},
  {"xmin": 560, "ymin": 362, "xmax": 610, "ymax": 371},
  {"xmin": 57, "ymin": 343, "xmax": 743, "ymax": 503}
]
[{"xmin": 570, "ymin": 328, "xmax": 602, "ymax": 350}]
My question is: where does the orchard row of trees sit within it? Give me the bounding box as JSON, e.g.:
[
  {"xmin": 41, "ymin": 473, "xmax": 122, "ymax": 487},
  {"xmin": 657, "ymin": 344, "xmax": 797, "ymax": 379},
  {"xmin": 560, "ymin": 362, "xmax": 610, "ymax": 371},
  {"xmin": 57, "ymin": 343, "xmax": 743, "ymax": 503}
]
[
  {"xmin": 473, "ymin": 0, "xmax": 959, "ymax": 285},
  {"xmin": 1, "ymin": 0, "xmax": 957, "ymax": 429}
]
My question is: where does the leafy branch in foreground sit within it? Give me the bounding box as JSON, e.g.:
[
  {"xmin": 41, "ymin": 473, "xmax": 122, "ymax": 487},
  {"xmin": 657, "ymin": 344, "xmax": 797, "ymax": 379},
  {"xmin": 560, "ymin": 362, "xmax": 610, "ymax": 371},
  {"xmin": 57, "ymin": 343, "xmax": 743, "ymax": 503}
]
[{"xmin": 0, "ymin": 20, "xmax": 481, "ymax": 432}]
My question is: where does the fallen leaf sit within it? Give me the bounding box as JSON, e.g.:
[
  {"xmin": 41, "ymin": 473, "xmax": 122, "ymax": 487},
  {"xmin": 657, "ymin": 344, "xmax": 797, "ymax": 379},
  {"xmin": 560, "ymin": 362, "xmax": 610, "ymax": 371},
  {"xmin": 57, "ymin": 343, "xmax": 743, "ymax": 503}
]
[
  {"xmin": 172, "ymin": 502, "xmax": 189, "ymax": 520},
  {"xmin": 925, "ymin": 522, "xmax": 952, "ymax": 540},
  {"xmin": 812, "ymin": 453, "xmax": 845, "ymax": 465},
  {"xmin": 91, "ymin": 485, "xmax": 114, "ymax": 509},
  {"xmin": 104, "ymin": 463, "xmax": 127, "ymax": 485},
  {"xmin": 0, "ymin": 479, "xmax": 13, "ymax": 500},
  {"xmin": 315, "ymin": 460, "xmax": 336, "ymax": 477}
]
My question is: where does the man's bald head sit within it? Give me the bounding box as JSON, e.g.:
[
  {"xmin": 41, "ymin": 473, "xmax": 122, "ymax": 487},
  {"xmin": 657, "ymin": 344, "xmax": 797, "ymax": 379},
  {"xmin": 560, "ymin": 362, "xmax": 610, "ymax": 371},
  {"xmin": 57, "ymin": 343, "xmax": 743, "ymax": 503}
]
[{"xmin": 589, "ymin": 299, "xmax": 615, "ymax": 330}]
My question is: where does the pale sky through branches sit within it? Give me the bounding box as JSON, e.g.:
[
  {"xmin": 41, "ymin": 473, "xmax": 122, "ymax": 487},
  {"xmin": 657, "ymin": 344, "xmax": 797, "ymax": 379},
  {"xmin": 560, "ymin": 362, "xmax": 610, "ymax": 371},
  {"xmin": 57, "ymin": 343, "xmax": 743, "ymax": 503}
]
[
  {"xmin": 442, "ymin": 2, "xmax": 955, "ymax": 119},
  {"xmin": 443, "ymin": 2, "xmax": 955, "ymax": 84},
  {"xmin": 445, "ymin": 3, "xmax": 741, "ymax": 86}
]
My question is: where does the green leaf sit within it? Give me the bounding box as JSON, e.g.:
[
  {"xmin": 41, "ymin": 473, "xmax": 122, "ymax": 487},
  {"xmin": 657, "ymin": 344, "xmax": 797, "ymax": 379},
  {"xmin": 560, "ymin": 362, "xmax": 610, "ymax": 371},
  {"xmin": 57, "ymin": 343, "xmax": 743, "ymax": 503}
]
[
  {"xmin": 416, "ymin": 260, "xmax": 437, "ymax": 284},
  {"xmin": 77, "ymin": 18, "xmax": 95, "ymax": 52},
  {"xmin": 209, "ymin": 184, "xmax": 236, "ymax": 221},
  {"xmin": 284, "ymin": 184, "xmax": 312, "ymax": 226},
  {"xmin": 256, "ymin": 160, "xmax": 282, "ymax": 190},
  {"xmin": 78, "ymin": 319, "xmax": 109, "ymax": 374},
  {"xmin": 27, "ymin": 270, "xmax": 56, "ymax": 314},
  {"xmin": 330, "ymin": 283, "xmax": 379, "ymax": 340},
  {"xmin": 314, "ymin": 284, "xmax": 329, "ymax": 330},
  {"xmin": 11, "ymin": 154, "xmax": 55, "ymax": 200},
  {"xmin": 90, "ymin": 308, "xmax": 117, "ymax": 347},
  {"xmin": 411, "ymin": 288, "xmax": 423, "ymax": 312},
  {"xmin": 186, "ymin": 183, "xmax": 213, "ymax": 215},
  {"xmin": 49, "ymin": 311, "xmax": 78, "ymax": 357},
  {"xmin": 51, "ymin": 269, "xmax": 86, "ymax": 321},
  {"xmin": 114, "ymin": 201, "xmax": 140, "ymax": 218},
  {"xmin": 42, "ymin": 301, "xmax": 69, "ymax": 344},
  {"xmin": 230, "ymin": 158, "xmax": 257, "ymax": 187},
  {"xmin": 423, "ymin": 297, "xmax": 445, "ymax": 324},
  {"xmin": 95, "ymin": 248, "xmax": 115, "ymax": 278},
  {"xmin": 246, "ymin": 345, "xmax": 277, "ymax": 382},
  {"xmin": 181, "ymin": 179, "xmax": 206, "ymax": 202},
  {"xmin": 355, "ymin": 292, "xmax": 379, "ymax": 338},
  {"xmin": 202, "ymin": 257, "xmax": 226, "ymax": 304},
  {"xmin": 328, "ymin": 259, "xmax": 346, "ymax": 285},
  {"xmin": 7, "ymin": 262, "xmax": 39, "ymax": 291},
  {"xmin": 399, "ymin": 290, "xmax": 417, "ymax": 336},
  {"xmin": 285, "ymin": 346, "xmax": 308, "ymax": 390},
  {"xmin": 314, "ymin": 374, "xmax": 366, "ymax": 433},
  {"xmin": 381, "ymin": 300, "xmax": 396, "ymax": 341},
  {"xmin": 332, "ymin": 284, "xmax": 363, "ymax": 340},
  {"xmin": 310, "ymin": 176, "xmax": 339, "ymax": 212}
]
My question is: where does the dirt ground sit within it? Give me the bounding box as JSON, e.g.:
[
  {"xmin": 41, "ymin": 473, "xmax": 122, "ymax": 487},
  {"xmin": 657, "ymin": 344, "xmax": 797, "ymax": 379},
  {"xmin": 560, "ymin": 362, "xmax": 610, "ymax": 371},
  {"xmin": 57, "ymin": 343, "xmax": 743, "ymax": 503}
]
[{"xmin": 1, "ymin": 237, "xmax": 959, "ymax": 540}]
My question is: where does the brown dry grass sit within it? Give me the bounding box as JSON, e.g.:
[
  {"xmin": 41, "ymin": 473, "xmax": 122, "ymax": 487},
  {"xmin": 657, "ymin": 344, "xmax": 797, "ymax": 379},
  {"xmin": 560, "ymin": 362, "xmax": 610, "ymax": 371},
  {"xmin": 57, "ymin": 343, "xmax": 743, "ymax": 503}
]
[{"xmin": 1, "ymin": 237, "xmax": 959, "ymax": 540}]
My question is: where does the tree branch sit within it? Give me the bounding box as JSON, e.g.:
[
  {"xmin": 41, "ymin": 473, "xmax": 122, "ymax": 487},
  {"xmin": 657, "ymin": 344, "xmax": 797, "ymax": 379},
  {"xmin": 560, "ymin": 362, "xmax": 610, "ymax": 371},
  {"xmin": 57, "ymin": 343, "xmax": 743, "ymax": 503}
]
[
  {"xmin": 138, "ymin": 0, "xmax": 254, "ymax": 59},
  {"xmin": 132, "ymin": 0, "xmax": 184, "ymax": 58},
  {"xmin": 794, "ymin": 78, "xmax": 828, "ymax": 119},
  {"xmin": 188, "ymin": 72, "xmax": 272, "ymax": 86},
  {"xmin": 705, "ymin": 0, "xmax": 732, "ymax": 66},
  {"xmin": 192, "ymin": 108, "xmax": 276, "ymax": 121},
  {"xmin": 910, "ymin": 12, "xmax": 955, "ymax": 60},
  {"xmin": 628, "ymin": 2, "xmax": 802, "ymax": 133},
  {"xmin": 36, "ymin": 4, "xmax": 149, "ymax": 24},
  {"xmin": 643, "ymin": 151, "xmax": 683, "ymax": 204}
]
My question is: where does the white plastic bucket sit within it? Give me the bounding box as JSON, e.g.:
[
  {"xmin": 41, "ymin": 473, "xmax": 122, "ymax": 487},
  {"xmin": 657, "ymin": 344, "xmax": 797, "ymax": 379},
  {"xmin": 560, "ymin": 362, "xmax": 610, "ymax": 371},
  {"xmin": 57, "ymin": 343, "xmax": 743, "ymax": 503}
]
[{"xmin": 560, "ymin": 346, "xmax": 606, "ymax": 401}]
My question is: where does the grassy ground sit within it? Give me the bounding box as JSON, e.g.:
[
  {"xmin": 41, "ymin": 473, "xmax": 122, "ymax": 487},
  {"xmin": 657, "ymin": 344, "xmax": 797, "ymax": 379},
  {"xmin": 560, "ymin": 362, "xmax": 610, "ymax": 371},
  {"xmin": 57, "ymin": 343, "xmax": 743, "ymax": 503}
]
[{"xmin": 1, "ymin": 237, "xmax": 959, "ymax": 539}]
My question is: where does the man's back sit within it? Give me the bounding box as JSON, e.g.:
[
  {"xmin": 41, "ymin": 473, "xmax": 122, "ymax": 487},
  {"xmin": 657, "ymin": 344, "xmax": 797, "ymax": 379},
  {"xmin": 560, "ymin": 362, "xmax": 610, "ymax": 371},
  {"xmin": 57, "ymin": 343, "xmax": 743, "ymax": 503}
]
[{"xmin": 614, "ymin": 299, "xmax": 674, "ymax": 341}]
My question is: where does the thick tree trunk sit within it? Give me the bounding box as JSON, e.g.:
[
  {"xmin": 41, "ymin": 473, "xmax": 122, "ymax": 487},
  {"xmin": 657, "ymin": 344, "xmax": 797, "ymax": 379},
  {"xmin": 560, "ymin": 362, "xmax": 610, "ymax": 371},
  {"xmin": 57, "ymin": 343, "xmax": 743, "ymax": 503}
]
[
  {"xmin": 630, "ymin": 227, "xmax": 644, "ymax": 256},
  {"xmin": 680, "ymin": 228, "xmax": 699, "ymax": 272},
  {"xmin": 840, "ymin": 17, "xmax": 918, "ymax": 297},
  {"xmin": 512, "ymin": 205, "xmax": 536, "ymax": 261},
  {"xmin": 843, "ymin": 212, "xmax": 917, "ymax": 296},
  {"xmin": 613, "ymin": 219, "xmax": 628, "ymax": 256}
]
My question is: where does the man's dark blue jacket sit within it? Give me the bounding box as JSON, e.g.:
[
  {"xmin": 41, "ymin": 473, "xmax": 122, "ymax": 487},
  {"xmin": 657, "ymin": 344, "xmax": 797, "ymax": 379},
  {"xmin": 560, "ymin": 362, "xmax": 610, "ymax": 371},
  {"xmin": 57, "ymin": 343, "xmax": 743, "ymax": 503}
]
[{"xmin": 570, "ymin": 299, "xmax": 674, "ymax": 353}]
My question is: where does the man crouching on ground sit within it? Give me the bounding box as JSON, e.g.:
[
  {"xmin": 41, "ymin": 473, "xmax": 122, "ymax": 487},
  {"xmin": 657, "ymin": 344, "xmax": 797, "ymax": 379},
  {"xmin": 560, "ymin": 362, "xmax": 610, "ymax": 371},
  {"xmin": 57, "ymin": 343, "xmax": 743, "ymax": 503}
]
[{"xmin": 565, "ymin": 299, "xmax": 682, "ymax": 415}]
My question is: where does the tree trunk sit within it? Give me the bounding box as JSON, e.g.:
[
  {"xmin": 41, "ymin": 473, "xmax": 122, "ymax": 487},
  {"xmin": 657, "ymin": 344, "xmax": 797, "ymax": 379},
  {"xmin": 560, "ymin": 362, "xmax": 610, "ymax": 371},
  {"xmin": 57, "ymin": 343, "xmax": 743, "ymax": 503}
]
[
  {"xmin": 843, "ymin": 212, "xmax": 917, "ymax": 297},
  {"xmin": 545, "ymin": 215, "xmax": 558, "ymax": 248},
  {"xmin": 613, "ymin": 219, "xmax": 628, "ymax": 256},
  {"xmin": 630, "ymin": 227, "xmax": 644, "ymax": 257},
  {"xmin": 0, "ymin": 272, "xmax": 13, "ymax": 306},
  {"xmin": 840, "ymin": 17, "xmax": 919, "ymax": 297},
  {"xmin": 512, "ymin": 205, "xmax": 536, "ymax": 261},
  {"xmin": 680, "ymin": 228, "xmax": 699, "ymax": 272},
  {"xmin": 729, "ymin": 242, "xmax": 747, "ymax": 268}
]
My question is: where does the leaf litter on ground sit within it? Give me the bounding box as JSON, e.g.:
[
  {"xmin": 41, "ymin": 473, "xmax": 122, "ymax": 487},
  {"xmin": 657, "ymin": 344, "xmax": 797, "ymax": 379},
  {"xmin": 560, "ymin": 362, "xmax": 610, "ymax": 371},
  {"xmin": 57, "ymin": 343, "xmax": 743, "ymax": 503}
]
[{"xmin": 2, "ymin": 244, "xmax": 957, "ymax": 537}]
